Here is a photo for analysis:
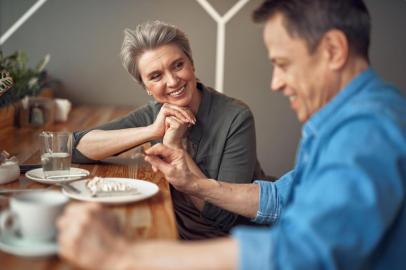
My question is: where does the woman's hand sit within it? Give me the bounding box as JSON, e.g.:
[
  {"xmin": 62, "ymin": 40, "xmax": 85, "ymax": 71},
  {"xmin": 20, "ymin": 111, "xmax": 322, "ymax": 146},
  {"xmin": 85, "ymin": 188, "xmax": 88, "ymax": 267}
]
[
  {"xmin": 57, "ymin": 203, "xmax": 126, "ymax": 270},
  {"xmin": 149, "ymin": 104, "xmax": 196, "ymax": 139},
  {"xmin": 163, "ymin": 116, "xmax": 190, "ymax": 149}
]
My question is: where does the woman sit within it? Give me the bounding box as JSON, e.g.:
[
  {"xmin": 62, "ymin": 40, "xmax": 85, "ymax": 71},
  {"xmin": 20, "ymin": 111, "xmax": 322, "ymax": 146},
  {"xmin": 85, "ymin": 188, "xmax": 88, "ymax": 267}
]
[{"xmin": 72, "ymin": 20, "xmax": 264, "ymax": 240}]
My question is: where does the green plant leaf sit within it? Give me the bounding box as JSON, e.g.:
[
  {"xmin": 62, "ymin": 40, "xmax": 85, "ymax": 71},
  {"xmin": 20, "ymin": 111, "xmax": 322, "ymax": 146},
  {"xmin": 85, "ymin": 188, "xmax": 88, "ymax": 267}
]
[{"xmin": 0, "ymin": 50, "xmax": 50, "ymax": 108}]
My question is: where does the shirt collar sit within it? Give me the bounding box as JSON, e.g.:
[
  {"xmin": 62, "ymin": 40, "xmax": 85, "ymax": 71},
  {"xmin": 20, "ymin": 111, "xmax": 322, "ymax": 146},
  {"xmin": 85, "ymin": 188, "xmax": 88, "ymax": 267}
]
[{"xmin": 303, "ymin": 67, "xmax": 377, "ymax": 138}]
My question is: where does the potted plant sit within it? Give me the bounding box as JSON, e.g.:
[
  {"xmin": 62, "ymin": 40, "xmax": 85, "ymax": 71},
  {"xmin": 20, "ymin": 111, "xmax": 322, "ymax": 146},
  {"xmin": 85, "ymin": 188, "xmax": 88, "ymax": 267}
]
[
  {"xmin": 0, "ymin": 50, "xmax": 50, "ymax": 108},
  {"xmin": 0, "ymin": 50, "xmax": 50, "ymax": 127},
  {"xmin": 0, "ymin": 70, "xmax": 13, "ymax": 97}
]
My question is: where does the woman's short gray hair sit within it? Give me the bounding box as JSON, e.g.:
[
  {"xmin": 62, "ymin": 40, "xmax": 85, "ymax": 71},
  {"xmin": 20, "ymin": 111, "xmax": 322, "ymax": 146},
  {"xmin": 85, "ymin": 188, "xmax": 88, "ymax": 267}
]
[{"xmin": 120, "ymin": 20, "xmax": 194, "ymax": 86}]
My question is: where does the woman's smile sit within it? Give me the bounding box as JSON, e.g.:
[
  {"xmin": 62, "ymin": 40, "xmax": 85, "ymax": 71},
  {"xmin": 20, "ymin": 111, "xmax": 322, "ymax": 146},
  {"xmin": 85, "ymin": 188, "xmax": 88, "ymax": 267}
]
[{"xmin": 168, "ymin": 85, "xmax": 186, "ymax": 97}]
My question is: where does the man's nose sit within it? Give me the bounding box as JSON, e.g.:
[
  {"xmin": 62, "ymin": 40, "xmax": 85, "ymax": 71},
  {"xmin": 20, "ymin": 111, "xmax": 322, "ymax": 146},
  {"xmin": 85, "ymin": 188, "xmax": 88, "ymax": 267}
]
[{"xmin": 271, "ymin": 68, "xmax": 284, "ymax": 92}]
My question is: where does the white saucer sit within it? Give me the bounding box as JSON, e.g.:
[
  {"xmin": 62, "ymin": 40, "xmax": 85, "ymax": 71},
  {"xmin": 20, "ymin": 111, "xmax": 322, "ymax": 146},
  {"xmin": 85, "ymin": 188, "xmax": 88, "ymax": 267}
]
[
  {"xmin": 25, "ymin": 167, "xmax": 90, "ymax": 184},
  {"xmin": 0, "ymin": 232, "xmax": 58, "ymax": 257},
  {"xmin": 62, "ymin": 177, "xmax": 159, "ymax": 204}
]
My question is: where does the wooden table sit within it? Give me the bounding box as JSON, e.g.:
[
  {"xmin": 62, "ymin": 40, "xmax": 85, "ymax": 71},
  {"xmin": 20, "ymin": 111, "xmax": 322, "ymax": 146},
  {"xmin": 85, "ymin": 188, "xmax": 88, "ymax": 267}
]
[{"xmin": 0, "ymin": 105, "xmax": 177, "ymax": 270}]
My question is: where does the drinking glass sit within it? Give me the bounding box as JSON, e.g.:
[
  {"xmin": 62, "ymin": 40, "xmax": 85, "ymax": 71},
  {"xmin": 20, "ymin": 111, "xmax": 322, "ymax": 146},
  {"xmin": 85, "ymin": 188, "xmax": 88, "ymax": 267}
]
[{"xmin": 39, "ymin": 131, "xmax": 72, "ymax": 178}]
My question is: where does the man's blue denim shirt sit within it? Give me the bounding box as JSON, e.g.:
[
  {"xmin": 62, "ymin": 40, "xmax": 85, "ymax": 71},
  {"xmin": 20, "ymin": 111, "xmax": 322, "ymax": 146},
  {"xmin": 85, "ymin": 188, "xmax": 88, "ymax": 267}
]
[{"xmin": 232, "ymin": 68, "xmax": 406, "ymax": 270}]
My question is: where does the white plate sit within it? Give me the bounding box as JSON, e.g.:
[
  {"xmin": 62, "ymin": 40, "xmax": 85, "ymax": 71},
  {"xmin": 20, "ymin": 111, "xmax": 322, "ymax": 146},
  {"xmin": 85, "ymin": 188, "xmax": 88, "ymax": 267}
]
[
  {"xmin": 62, "ymin": 177, "xmax": 159, "ymax": 204},
  {"xmin": 0, "ymin": 232, "xmax": 58, "ymax": 257},
  {"xmin": 25, "ymin": 168, "xmax": 90, "ymax": 184}
]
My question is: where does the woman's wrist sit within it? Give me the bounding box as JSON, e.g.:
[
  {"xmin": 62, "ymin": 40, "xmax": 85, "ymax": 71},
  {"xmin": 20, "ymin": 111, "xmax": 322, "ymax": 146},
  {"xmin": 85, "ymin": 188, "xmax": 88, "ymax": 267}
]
[{"xmin": 145, "ymin": 124, "xmax": 163, "ymax": 141}]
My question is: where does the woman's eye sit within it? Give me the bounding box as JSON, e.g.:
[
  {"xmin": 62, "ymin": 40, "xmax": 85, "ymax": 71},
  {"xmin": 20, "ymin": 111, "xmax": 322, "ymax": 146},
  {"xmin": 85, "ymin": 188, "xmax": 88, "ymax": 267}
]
[
  {"xmin": 174, "ymin": 61, "xmax": 184, "ymax": 70},
  {"xmin": 150, "ymin": 73, "xmax": 161, "ymax": 81}
]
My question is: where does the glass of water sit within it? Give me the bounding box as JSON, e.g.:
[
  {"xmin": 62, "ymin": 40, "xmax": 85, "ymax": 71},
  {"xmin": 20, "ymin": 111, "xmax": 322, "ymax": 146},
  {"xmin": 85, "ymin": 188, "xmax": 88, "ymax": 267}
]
[{"xmin": 39, "ymin": 131, "xmax": 72, "ymax": 178}]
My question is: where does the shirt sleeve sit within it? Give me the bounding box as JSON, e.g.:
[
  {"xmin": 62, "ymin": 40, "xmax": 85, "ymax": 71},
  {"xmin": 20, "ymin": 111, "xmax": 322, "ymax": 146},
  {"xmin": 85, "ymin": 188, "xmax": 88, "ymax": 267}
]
[
  {"xmin": 200, "ymin": 108, "xmax": 263, "ymax": 231},
  {"xmin": 233, "ymin": 117, "xmax": 405, "ymax": 270},
  {"xmin": 72, "ymin": 102, "xmax": 158, "ymax": 163},
  {"xmin": 251, "ymin": 169, "xmax": 295, "ymax": 225}
]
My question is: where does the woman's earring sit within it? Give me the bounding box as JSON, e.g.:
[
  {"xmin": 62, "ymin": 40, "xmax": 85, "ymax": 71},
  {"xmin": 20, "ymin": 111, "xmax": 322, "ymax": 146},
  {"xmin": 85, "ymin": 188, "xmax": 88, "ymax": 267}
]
[{"xmin": 146, "ymin": 90, "xmax": 152, "ymax": 96}]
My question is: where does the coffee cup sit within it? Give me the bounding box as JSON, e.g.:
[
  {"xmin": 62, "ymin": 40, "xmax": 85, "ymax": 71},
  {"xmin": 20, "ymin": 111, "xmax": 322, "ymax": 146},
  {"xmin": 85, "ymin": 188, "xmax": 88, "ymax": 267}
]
[
  {"xmin": 39, "ymin": 131, "xmax": 72, "ymax": 178},
  {"xmin": 0, "ymin": 191, "xmax": 68, "ymax": 242}
]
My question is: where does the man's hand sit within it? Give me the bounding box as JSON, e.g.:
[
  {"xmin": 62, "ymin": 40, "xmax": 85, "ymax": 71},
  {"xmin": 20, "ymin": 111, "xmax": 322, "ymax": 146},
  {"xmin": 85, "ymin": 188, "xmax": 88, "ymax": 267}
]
[
  {"xmin": 57, "ymin": 203, "xmax": 126, "ymax": 270},
  {"xmin": 144, "ymin": 143, "xmax": 199, "ymax": 194}
]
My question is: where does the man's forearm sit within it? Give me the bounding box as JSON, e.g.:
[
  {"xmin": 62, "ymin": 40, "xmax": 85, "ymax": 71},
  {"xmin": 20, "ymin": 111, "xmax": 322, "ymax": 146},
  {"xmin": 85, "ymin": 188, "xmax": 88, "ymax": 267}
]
[
  {"xmin": 183, "ymin": 152, "xmax": 208, "ymax": 211},
  {"xmin": 110, "ymin": 237, "xmax": 238, "ymax": 270},
  {"xmin": 184, "ymin": 151, "xmax": 259, "ymax": 218},
  {"xmin": 143, "ymin": 144, "xmax": 260, "ymax": 219},
  {"xmin": 191, "ymin": 178, "xmax": 259, "ymax": 219}
]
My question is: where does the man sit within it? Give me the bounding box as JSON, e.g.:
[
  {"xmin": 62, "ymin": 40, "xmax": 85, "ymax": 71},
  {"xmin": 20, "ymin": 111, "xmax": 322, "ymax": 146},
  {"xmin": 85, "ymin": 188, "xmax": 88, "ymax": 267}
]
[{"xmin": 58, "ymin": 0, "xmax": 406, "ymax": 269}]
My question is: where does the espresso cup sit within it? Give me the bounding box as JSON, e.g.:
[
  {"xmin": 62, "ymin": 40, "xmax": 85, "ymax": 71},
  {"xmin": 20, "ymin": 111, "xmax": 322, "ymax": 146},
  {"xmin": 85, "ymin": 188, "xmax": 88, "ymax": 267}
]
[{"xmin": 0, "ymin": 191, "xmax": 68, "ymax": 242}]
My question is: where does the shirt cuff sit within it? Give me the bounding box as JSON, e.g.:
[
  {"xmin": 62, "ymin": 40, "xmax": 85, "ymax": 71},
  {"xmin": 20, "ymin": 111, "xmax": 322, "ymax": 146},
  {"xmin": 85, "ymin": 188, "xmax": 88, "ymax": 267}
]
[
  {"xmin": 232, "ymin": 226, "xmax": 274, "ymax": 270},
  {"xmin": 251, "ymin": 181, "xmax": 281, "ymax": 225}
]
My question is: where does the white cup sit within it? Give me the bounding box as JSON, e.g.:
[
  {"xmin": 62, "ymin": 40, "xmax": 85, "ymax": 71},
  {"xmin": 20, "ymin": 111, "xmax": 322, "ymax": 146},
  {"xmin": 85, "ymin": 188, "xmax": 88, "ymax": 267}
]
[{"xmin": 0, "ymin": 191, "xmax": 68, "ymax": 242}]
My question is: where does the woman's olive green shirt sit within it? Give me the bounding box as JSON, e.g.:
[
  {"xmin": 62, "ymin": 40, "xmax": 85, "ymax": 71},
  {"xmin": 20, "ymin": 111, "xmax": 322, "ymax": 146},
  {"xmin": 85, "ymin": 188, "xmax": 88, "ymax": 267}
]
[{"xmin": 72, "ymin": 83, "xmax": 264, "ymax": 240}]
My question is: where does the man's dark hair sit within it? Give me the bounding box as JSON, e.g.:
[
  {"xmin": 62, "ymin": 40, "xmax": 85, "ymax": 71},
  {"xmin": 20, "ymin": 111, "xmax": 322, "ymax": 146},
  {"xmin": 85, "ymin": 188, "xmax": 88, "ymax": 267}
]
[{"xmin": 253, "ymin": 0, "xmax": 371, "ymax": 61}]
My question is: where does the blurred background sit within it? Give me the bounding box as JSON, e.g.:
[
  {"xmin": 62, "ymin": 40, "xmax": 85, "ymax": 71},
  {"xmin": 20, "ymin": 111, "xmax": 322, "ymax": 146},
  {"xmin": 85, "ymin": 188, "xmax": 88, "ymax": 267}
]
[{"xmin": 1, "ymin": 0, "xmax": 405, "ymax": 177}]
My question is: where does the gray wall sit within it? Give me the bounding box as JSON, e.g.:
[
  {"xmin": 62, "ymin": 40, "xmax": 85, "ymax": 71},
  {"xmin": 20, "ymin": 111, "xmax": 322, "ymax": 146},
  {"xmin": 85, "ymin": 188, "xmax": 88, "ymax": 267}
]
[{"xmin": 1, "ymin": 0, "xmax": 406, "ymax": 177}]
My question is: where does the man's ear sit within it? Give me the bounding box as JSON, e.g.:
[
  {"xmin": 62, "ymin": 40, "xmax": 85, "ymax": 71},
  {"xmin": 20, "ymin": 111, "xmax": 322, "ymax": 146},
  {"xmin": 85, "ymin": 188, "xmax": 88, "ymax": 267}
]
[{"xmin": 320, "ymin": 29, "xmax": 349, "ymax": 70}]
